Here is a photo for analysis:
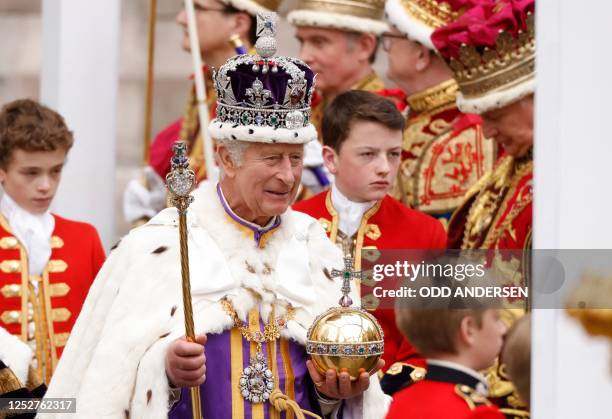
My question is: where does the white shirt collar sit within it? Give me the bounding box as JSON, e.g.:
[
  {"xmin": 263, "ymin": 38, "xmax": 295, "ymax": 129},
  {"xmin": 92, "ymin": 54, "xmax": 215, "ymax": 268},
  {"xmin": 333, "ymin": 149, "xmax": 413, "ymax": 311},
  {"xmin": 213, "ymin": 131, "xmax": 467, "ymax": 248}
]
[
  {"xmin": 330, "ymin": 184, "xmax": 376, "ymax": 238},
  {"xmin": 427, "ymin": 359, "xmax": 490, "ymax": 395},
  {"xmin": 0, "ymin": 193, "xmax": 55, "ymax": 276}
]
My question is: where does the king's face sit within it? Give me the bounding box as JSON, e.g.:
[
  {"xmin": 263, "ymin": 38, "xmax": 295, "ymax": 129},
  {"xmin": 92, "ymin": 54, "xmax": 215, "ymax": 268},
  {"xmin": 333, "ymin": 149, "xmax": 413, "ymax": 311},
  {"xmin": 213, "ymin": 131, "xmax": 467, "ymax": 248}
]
[{"xmin": 233, "ymin": 143, "xmax": 304, "ymax": 221}]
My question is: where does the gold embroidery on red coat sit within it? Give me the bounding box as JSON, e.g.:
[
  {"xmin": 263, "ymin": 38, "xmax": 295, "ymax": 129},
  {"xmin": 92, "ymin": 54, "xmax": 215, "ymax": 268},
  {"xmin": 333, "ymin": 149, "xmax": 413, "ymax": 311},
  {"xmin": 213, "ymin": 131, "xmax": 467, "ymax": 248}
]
[
  {"xmin": 365, "ymin": 224, "xmax": 381, "ymax": 241},
  {"xmin": 54, "ymin": 332, "xmax": 70, "ymax": 348},
  {"xmin": 51, "ymin": 308, "xmax": 71, "ymax": 322},
  {"xmin": 49, "ymin": 283, "xmax": 70, "ymax": 297},
  {"xmin": 361, "ymin": 294, "xmax": 380, "ymax": 310},
  {"xmin": 47, "ymin": 260, "xmax": 68, "ymax": 273},
  {"xmin": 1, "ymin": 284, "xmax": 21, "ymax": 298},
  {"xmin": 0, "ymin": 260, "xmax": 21, "ymax": 273},
  {"xmin": 0, "ymin": 236, "xmax": 18, "ymax": 249},
  {"xmin": 50, "ymin": 236, "xmax": 64, "ymax": 249},
  {"xmin": 396, "ymin": 79, "xmax": 495, "ymax": 215},
  {"xmin": 317, "ymin": 218, "xmax": 332, "ymax": 234},
  {"xmin": 1, "ymin": 310, "xmax": 22, "ymax": 324}
]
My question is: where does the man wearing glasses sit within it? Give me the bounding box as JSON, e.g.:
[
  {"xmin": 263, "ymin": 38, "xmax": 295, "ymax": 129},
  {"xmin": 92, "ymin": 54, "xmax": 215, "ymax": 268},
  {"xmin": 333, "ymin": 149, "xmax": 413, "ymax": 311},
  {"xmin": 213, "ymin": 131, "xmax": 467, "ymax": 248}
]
[
  {"xmin": 382, "ymin": 0, "xmax": 496, "ymax": 229},
  {"xmin": 287, "ymin": 0, "xmax": 405, "ymax": 145},
  {"xmin": 124, "ymin": 0, "xmax": 279, "ymax": 225}
]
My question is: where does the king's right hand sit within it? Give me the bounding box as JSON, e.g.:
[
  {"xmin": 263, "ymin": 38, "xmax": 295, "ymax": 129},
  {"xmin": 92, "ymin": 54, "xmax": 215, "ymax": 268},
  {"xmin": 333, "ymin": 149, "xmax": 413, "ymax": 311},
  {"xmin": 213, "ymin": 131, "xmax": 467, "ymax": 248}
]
[{"xmin": 165, "ymin": 334, "xmax": 207, "ymax": 388}]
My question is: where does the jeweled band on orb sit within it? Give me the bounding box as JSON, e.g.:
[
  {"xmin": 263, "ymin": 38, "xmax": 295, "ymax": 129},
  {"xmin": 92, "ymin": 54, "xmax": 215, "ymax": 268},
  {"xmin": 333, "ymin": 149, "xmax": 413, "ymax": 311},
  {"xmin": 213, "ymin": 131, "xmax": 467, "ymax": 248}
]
[{"xmin": 306, "ymin": 340, "xmax": 385, "ymax": 357}]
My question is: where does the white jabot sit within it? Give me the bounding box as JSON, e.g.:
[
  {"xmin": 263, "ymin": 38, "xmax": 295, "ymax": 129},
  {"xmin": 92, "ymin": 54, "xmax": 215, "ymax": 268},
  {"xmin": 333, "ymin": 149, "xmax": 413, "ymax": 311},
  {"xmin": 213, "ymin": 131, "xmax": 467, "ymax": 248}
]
[
  {"xmin": 0, "ymin": 193, "xmax": 55, "ymax": 276},
  {"xmin": 427, "ymin": 359, "xmax": 490, "ymax": 396},
  {"xmin": 330, "ymin": 184, "xmax": 376, "ymax": 237}
]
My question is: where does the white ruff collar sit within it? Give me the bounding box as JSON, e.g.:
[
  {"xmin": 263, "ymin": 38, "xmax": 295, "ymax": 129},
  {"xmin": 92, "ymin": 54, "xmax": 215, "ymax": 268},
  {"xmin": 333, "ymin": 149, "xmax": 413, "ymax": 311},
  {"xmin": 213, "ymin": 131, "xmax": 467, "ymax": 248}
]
[
  {"xmin": 330, "ymin": 184, "xmax": 376, "ymax": 237},
  {"xmin": 0, "ymin": 193, "xmax": 54, "ymax": 276}
]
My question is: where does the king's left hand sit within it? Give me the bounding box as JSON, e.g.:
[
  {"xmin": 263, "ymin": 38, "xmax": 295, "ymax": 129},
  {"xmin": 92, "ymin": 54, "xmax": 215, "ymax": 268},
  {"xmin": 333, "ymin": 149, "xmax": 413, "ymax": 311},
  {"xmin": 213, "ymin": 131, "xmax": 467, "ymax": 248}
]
[{"xmin": 306, "ymin": 359, "xmax": 385, "ymax": 399}]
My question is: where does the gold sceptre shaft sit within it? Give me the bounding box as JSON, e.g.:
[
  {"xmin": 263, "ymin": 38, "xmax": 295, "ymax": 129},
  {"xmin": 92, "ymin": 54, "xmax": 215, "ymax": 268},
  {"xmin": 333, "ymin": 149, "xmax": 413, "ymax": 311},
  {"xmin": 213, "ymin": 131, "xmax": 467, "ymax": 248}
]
[{"xmin": 166, "ymin": 141, "xmax": 203, "ymax": 419}]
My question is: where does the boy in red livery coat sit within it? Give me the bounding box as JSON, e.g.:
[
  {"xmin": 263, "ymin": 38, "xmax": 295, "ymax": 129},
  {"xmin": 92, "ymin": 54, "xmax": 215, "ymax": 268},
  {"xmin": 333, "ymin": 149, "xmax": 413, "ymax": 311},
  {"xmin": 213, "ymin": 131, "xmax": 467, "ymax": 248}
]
[
  {"xmin": 0, "ymin": 99, "xmax": 105, "ymax": 384},
  {"xmin": 386, "ymin": 270, "xmax": 507, "ymax": 419},
  {"xmin": 293, "ymin": 90, "xmax": 446, "ymax": 395}
]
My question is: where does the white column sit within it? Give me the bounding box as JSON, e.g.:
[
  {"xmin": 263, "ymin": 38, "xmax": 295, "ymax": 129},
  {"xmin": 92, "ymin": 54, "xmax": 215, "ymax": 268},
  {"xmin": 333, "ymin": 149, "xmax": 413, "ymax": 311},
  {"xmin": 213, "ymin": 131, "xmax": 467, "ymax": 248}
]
[
  {"xmin": 534, "ymin": 0, "xmax": 612, "ymax": 417},
  {"xmin": 40, "ymin": 0, "xmax": 120, "ymax": 249}
]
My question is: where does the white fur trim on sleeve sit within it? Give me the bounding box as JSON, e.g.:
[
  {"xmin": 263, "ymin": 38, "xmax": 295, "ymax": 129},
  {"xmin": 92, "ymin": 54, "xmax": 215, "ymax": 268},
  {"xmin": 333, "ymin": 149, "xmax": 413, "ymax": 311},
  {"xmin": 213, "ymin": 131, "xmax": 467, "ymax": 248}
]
[
  {"xmin": 288, "ymin": 10, "xmax": 389, "ymax": 35},
  {"xmin": 341, "ymin": 374, "xmax": 390, "ymax": 418},
  {"xmin": 0, "ymin": 327, "xmax": 32, "ymax": 385},
  {"xmin": 457, "ymin": 77, "xmax": 535, "ymax": 114},
  {"xmin": 384, "ymin": 0, "xmax": 435, "ymax": 49}
]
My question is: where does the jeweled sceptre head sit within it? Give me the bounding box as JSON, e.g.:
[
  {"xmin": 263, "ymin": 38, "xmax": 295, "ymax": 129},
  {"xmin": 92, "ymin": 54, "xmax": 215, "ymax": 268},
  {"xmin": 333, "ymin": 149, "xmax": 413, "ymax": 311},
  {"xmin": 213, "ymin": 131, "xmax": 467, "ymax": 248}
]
[{"xmin": 166, "ymin": 141, "xmax": 196, "ymax": 211}]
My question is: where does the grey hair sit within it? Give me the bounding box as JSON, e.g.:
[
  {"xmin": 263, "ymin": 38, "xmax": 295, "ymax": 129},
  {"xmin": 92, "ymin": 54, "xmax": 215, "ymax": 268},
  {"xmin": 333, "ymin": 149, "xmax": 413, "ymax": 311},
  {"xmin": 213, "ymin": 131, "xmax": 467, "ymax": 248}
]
[{"xmin": 216, "ymin": 139, "xmax": 249, "ymax": 167}]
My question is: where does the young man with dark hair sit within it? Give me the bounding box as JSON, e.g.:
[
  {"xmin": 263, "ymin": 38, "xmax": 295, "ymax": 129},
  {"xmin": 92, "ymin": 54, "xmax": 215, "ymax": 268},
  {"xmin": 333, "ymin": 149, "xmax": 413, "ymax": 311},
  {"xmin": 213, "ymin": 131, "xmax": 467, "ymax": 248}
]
[
  {"xmin": 293, "ymin": 90, "xmax": 447, "ymax": 394},
  {"xmin": 0, "ymin": 99, "xmax": 105, "ymax": 385}
]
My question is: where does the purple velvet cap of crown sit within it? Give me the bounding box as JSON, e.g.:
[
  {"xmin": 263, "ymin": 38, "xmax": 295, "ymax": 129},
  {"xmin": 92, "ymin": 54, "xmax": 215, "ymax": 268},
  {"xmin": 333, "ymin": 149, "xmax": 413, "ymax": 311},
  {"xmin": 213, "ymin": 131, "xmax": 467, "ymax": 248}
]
[
  {"xmin": 227, "ymin": 60, "xmax": 315, "ymax": 109},
  {"xmin": 209, "ymin": 54, "xmax": 318, "ymax": 144}
]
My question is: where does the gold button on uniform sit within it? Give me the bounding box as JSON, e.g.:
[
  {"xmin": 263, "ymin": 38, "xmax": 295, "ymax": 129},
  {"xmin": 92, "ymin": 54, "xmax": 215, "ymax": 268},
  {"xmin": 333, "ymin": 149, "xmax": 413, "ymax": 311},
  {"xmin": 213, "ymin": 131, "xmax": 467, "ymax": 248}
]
[
  {"xmin": 0, "ymin": 260, "xmax": 21, "ymax": 273},
  {"xmin": 0, "ymin": 284, "xmax": 21, "ymax": 298},
  {"xmin": 1, "ymin": 310, "xmax": 21, "ymax": 324},
  {"xmin": 0, "ymin": 236, "xmax": 18, "ymax": 249}
]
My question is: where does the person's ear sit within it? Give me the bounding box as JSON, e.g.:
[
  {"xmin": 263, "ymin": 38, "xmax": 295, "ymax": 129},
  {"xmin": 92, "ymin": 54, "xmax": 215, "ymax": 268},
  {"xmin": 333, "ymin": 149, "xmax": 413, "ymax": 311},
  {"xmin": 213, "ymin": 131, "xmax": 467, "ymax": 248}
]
[
  {"xmin": 357, "ymin": 33, "xmax": 377, "ymax": 62},
  {"xmin": 232, "ymin": 12, "xmax": 251, "ymax": 40},
  {"xmin": 415, "ymin": 44, "xmax": 432, "ymax": 72},
  {"xmin": 0, "ymin": 167, "xmax": 7, "ymax": 185},
  {"xmin": 322, "ymin": 145, "xmax": 339, "ymax": 175},
  {"xmin": 217, "ymin": 145, "xmax": 238, "ymax": 178},
  {"xmin": 458, "ymin": 314, "xmax": 478, "ymax": 348}
]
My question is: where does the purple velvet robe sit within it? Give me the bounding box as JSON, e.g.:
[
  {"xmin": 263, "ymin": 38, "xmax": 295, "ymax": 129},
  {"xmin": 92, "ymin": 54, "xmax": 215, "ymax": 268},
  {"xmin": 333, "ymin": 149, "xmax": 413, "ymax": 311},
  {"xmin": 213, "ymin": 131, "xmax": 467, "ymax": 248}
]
[{"xmin": 168, "ymin": 327, "xmax": 318, "ymax": 419}]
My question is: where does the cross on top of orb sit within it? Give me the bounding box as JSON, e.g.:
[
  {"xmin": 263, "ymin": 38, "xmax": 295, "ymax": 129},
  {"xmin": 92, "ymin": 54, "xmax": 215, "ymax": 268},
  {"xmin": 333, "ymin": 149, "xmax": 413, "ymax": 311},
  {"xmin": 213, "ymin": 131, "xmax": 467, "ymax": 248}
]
[{"xmin": 330, "ymin": 254, "xmax": 361, "ymax": 307}]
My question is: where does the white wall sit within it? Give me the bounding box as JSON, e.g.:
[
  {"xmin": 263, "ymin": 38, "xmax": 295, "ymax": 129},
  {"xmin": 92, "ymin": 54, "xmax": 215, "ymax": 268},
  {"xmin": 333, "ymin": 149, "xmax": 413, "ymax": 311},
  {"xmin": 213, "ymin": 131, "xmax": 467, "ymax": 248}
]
[
  {"xmin": 40, "ymin": 0, "xmax": 120, "ymax": 248},
  {"xmin": 533, "ymin": 0, "xmax": 612, "ymax": 417}
]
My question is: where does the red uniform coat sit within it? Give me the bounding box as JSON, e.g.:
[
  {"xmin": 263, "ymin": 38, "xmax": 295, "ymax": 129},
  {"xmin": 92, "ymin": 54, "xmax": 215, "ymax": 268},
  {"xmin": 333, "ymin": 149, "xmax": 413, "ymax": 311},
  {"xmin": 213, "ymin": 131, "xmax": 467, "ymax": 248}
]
[
  {"xmin": 448, "ymin": 154, "xmax": 532, "ymax": 251},
  {"xmin": 293, "ymin": 191, "xmax": 446, "ymax": 391},
  {"xmin": 447, "ymin": 153, "xmax": 532, "ymax": 416},
  {"xmin": 386, "ymin": 363, "xmax": 505, "ymax": 419},
  {"xmin": 0, "ymin": 214, "xmax": 105, "ymax": 383},
  {"xmin": 149, "ymin": 67, "xmax": 217, "ymax": 183},
  {"xmin": 393, "ymin": 79, "xmax": 496, "ymax": 228}
]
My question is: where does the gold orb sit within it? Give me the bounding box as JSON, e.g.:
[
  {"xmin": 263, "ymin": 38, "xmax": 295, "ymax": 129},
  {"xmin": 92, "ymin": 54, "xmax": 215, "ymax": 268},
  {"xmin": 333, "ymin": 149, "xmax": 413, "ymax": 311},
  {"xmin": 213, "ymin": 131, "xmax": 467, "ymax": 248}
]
[{"xmin": 306, "ymin": 306, "xmax": 384, "ymax": 380}]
